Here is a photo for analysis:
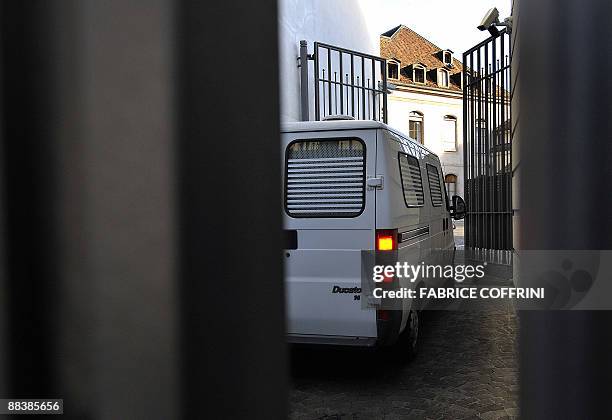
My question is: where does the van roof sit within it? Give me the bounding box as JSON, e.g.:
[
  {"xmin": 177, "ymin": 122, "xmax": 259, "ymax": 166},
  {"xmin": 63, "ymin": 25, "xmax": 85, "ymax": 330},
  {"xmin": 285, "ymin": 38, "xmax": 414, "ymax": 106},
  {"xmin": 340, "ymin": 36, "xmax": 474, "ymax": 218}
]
[
  {"xmin": 281, "ymin": 119, "xmax": 384, "ymax": 132},
  {"xmin": 281, "ymin": 120, "xmax": 437, "ymax": 156}
]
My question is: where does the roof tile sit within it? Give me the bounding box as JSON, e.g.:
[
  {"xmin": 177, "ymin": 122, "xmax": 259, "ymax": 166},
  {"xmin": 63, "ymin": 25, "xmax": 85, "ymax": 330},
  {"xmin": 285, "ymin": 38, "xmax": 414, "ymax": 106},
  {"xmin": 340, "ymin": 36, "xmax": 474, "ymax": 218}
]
[{"xmin": 380, "ymin": 25, "xmax": 463, "ymax": 91}]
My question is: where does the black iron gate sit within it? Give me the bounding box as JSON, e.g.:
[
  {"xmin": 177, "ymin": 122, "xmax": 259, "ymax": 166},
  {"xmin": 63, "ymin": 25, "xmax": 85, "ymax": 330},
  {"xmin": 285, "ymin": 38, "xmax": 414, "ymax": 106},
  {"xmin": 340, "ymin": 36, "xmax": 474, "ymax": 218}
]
[
  {"xmin": 299, "ymin": 41, "xmax": 387, "ymax": 123},
  {"xmin": 463, "ymin": 29, "xmax": 512, "ymax": 250}
]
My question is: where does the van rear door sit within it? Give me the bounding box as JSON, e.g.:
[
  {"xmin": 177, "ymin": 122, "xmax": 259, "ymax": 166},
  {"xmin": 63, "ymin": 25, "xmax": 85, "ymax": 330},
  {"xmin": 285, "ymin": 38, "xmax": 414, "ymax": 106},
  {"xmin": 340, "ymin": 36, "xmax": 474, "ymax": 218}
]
[{"xmin": 282, "ymin": 128, "xmax": 377, "ymax": 340}]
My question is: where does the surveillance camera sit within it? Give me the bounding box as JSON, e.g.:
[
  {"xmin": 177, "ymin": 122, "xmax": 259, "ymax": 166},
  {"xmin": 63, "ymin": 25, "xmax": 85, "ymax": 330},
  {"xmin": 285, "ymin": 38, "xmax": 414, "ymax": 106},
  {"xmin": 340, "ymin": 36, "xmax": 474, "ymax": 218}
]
[{"xmin": 477, "ymin": 8, "xmax": 500, "ymax": 31}]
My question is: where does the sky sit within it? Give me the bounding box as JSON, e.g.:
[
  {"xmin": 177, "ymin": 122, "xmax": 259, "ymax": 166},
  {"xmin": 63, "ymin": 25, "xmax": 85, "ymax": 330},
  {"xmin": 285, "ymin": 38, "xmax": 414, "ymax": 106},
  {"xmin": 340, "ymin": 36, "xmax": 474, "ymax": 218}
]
[{"xmin": 357, "ymin": 0, "xmax": 512, "ymax": 60}]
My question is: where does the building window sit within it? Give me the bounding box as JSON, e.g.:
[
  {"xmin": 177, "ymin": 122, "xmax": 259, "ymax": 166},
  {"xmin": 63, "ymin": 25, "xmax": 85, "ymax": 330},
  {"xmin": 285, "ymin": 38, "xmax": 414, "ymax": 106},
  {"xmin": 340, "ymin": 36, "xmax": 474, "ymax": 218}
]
[
  {"xmin": 443, "ymin": 51, "xmax": 452, "ymax": 65},
  {"xmin": 445, "ymin": 174, "xmax": 457, "ymax": 197},
  {"xmin": 476, "ymin": 119, "xmax": 488, "ymax": 174},
  {"xmin": 409, "ymin": 111, "xmax": 424, "ymax": 144},
  {"xmin": 476, "ymin": 118, "xmax": 487, "ymax": 142},
  {"xmin": 387, "ymin": 61, "xmax": 399, "ymax": 80},
  {"xmin": 451, "ymin": 72, "xmax": 463, "ymax": 89},
  {"xmin": 439, "ymin": 69, "xmax": 449, "ymax": 87},
  {"xmin": 492, "ymin": 120, "xmax": 511, "ymax": 173},
  {"xmin": 413, "ymin": 65, "xmax": 425, "ymax": 84},
  {"xmin": 442, "ymin": 115, "xmax": 457, "ymax": 151}
]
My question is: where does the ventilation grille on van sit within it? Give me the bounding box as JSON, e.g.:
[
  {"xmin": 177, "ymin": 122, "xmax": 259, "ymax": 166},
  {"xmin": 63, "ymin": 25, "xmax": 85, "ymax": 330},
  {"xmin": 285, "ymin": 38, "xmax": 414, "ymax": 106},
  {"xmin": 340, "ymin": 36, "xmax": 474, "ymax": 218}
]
[
  {"xmin": 399, "ymin": 153, "xmax": 424, "ymax": 207},
  {"xmin": 285, "ymin": 139, "xmax": 366, "ymax": 218},
  {"xmin": 426, "ymin": 163, "xmax": 443, "ymax": 207}
]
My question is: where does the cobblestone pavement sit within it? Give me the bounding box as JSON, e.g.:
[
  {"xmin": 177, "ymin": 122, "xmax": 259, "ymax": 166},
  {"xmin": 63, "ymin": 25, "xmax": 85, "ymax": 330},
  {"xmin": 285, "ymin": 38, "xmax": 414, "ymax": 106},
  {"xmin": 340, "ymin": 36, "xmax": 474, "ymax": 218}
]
[{"xmin": 289, "ymin": 237, "xmax": 518, "ymax": 419}]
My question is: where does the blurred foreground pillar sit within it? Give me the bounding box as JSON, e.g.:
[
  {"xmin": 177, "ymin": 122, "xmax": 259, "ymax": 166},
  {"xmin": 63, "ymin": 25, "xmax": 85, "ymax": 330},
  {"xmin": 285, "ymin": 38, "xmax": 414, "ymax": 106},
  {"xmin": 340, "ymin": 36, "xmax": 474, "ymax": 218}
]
[
  {"xmin": 0, "ymin": 1, "xmax": 285, "ymax": 418},
  {"xmin": 517, "ymin": 0, "xmax": 612, "ymax": 418}
]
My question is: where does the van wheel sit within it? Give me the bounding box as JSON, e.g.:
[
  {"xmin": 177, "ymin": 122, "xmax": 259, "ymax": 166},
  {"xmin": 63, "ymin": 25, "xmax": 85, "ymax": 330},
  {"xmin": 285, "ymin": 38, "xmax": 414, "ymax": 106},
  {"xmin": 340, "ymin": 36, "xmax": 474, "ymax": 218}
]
[
  {"xmin": 405, "ymin": 309, "xmax": 419, "ymax": 357},
  {"xmin": 392, "ymin": 309, "xmax": 419, "ymax": 361}
]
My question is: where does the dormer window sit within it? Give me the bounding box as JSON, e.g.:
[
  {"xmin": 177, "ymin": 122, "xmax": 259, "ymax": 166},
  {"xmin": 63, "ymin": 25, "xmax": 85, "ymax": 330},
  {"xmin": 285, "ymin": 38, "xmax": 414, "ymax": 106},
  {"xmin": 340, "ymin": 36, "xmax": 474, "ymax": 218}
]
[
  {"xmin": 438, "ymin": 69, "xmax": 449, "ymax": 87},
  {"xmin": 451, "ymin": 72, "xmax": 463, "ymax": 89},
  {"xmin": 413, "ymin": 65, "xmax": 426, "ymax": 84},
  {"xmin": 443, "ymin": 50, "xmax": 453, "ymax": 66},
  {"xmin": 387, "ymin": 60, "xmax": 400, "ymax": 80}
]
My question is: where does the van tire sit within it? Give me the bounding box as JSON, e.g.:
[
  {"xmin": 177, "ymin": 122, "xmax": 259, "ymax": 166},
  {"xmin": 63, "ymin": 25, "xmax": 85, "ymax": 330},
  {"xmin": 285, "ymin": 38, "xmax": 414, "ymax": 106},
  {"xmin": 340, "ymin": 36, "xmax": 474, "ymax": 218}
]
[
  {"xmin": 389, "ymin": 309, "xmax": 419, "ymax": 362},
  {"xmin": 404, "ymin": 309, "xmax": 420, "ymax": 358}
]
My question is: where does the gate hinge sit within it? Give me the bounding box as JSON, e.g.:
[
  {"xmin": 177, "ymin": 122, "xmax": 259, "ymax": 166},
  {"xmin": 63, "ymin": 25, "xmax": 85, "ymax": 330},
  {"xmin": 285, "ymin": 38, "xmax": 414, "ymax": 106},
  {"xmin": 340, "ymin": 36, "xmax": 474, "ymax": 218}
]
[
  {"xmin": 297, "ymin": 54, "xmax": 315, "ymax": 65},
  {"xmin": 367, "ymin": 176, "xmax": 384, "ymax": 190}
]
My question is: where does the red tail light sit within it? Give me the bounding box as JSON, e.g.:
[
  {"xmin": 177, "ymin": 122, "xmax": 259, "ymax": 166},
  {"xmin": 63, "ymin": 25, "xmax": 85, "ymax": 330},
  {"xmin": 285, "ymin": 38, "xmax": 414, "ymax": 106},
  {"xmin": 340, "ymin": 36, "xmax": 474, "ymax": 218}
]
[
  {"xmin": 376, "ymin": 229, "xmax": 397, "ymax": 251},
  {"xmin": 377, "ymin": 310, "xmax": 390, "ymax": 321}
]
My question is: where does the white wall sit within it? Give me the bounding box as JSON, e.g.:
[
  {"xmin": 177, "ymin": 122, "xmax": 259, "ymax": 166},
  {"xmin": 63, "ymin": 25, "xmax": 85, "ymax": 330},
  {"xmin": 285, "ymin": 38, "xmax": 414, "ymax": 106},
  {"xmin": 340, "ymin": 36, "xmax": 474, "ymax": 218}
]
[
  {"xmin": 386, "ymin": 90, "xmax": 465, "ymax": 197},
  {"xmin": 278, "ymin": 0, "xmax": 376, "ymax": 122}
]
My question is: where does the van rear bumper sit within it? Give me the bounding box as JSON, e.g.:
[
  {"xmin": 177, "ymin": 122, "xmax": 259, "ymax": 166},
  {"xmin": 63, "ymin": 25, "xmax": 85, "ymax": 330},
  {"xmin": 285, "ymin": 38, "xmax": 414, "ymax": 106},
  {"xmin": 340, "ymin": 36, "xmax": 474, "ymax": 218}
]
[{"xmin": 287, "ymin": 334, "xmax": 377, "ymax": 347}]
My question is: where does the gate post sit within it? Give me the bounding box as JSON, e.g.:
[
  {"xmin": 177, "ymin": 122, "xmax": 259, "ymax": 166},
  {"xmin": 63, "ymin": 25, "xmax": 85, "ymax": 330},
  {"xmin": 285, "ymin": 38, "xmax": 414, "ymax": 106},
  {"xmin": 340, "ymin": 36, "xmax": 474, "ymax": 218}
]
[{"xmin": 299, "ymin": 40, "xmax": 310, "ymax": 121}]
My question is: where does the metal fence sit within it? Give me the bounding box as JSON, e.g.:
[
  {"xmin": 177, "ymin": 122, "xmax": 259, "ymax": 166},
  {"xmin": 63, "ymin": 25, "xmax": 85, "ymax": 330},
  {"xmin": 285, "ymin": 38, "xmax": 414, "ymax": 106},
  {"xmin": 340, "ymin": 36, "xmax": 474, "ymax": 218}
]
[
  {"xmin": 300, "ymin": 41, "xmax": 388, "ymax": 123},
  {"xmin": 463, "ymin": 29, "xmax": 512, "ymax": 250}
]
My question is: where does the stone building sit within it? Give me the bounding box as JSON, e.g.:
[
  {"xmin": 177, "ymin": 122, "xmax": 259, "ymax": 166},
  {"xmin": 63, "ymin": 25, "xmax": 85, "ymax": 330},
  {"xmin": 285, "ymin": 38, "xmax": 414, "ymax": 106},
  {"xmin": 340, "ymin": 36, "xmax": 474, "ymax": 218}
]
[{"xmin": 380, "ymin": 25, "xmax": 464, "ymax": 197}]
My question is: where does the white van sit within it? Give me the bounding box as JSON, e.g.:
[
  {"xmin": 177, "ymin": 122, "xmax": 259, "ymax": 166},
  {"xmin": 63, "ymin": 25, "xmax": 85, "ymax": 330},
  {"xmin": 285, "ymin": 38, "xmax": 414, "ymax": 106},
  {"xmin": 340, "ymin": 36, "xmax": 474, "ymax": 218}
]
[{"xmin": 282, "ymin": 119, "xmax": 466, "ymax": 356}]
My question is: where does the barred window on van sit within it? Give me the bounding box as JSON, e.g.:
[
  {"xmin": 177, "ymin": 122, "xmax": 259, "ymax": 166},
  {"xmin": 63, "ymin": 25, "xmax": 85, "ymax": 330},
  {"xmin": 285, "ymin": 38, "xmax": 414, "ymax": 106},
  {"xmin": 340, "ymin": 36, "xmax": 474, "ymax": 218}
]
[
  {"xmin": 285, "ymin": 138, "xmax": 365, "ymax": 218},
  {"xmin": 426, "ymin": 163, "xmax": 443, "ymax": 207},
  {"xmin": 398, "ymin": 153, "xmax": 424, "ymax": 207}
]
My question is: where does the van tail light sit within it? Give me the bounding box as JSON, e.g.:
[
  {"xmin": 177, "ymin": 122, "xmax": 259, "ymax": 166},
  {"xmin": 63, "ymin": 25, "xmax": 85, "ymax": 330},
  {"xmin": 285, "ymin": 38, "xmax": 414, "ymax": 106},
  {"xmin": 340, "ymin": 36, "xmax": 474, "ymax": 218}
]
[
  {"xmin": 377, "ymin": 310, "xmax": 390, "ymax": 321},
  {"xmin": 375, "ymin": 230, "xmax": 397, "ymax": 324},
  {"xmin": 376, "ymin": 229, "xmax": 398, "ymax": 251}
]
